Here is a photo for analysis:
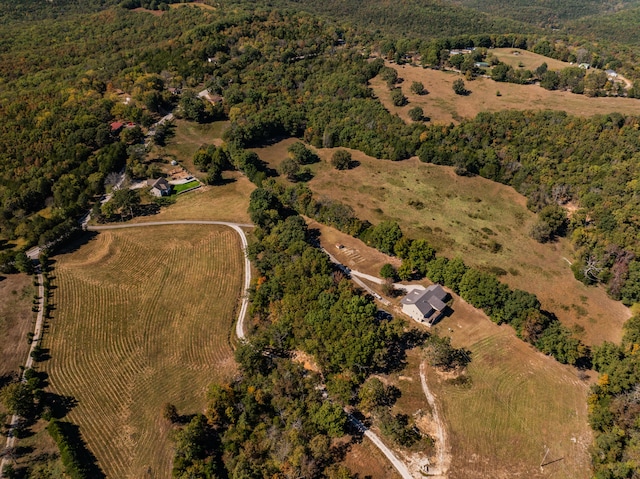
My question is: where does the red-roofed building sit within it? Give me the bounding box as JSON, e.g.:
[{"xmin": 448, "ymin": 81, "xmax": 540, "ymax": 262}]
[{"xmin": 110, "ymin": 121, "xmax": 124, "ymax": 132}]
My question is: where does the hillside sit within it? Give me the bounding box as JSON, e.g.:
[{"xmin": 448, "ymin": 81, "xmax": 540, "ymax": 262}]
[
  {"xmin": 442, "ymin": 0, "xmax": 640, "ymax": 27},
  {"xmin": 268, "ymin": 0, "xmax": 537, "ymax": 38}
]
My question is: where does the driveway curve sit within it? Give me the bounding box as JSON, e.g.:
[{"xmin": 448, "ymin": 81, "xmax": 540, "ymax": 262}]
[{"xmin": 88, "ymin": 221, "xmax": 252, "ymax": 340}]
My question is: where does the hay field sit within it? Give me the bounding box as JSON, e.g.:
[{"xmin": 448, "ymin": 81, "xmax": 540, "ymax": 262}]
[
  {"xmin": 0, "ymin": 273, "xmax": 35, "ymax": 377},
  {"xmin": 43, "ymin": 225, "xmax": 243, "ymax": 478},
  {"xmin": 428, "ymin": 299, "xmax": 592, "ymax": 479},
  {"xmin": 255, "ymin": 141, "xmax": 629, "ymax": 344},
  {"xmin": 371, "ymin": 61, "xmax": 640, "ymax": 124}
]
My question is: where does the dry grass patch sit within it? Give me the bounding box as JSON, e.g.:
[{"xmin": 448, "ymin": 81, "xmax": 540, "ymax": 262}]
[
  {"xmin": 43, "ymin": 225, "xmax": 244, "ymax": 479},
  {"xmin": 131, "ymin": 173, "xmax": 254, "ymax": 224},
  {"xmin": 158, "ymin": 119, "xmax": 230, "ymax": 179},
  {"xmin": 490, "ymin": 48, "xmax": 570, "ymax": 71},
  {"xmin": 372, "ymin": 61, "xmax": 640, "ymax": 124},
  {"xmin": 342, "ymin": 437, "xmax": 402, "ymax": 479},
  {"xmin": 0, "ymin": 273, "xmax": 35, "ymax": 377}
]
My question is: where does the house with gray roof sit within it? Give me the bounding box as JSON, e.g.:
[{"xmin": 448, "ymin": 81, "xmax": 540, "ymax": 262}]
[
  {"xmin": 401, "ymin": 284, "xmax": 449, "ymax": 326},
  {"xmin": 148, "ymin": 177, "xmax": 171, "ymax": 197}
]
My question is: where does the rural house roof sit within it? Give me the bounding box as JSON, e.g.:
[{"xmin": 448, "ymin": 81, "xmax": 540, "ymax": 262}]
[
  {"xmin": 149, "ymin": 177, "xmax": 171, "ymax": 193},
  {"xmin": 401, "ymin": 284, "xmax": 448, "ymax": 316}
]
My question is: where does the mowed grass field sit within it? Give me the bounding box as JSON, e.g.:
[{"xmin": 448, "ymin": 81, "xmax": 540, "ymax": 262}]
[
  {"xmin": 255, "ymin": 141, "xmax": 630, "ymax": 345},
  {"xmin": 429, "ymin": 300, "xmax": 592, "ymax": 479},
  {"xmin": 371, "ymin": 60, "xmax": 640, "ymax": 124},
  {"xmin": 43, "ymin": 225, "xmax": 243, "ymax": 478},
  {"xmin": 0, "ymin": 273, "xmax": 34, "ymax": 377}
]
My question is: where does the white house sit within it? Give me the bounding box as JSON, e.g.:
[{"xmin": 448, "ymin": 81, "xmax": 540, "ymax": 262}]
[
  {"xmin": 401, "ymin": 284, "xmax": 449, "ymax": 326},
  {"xmin": 148, "ymin": 177, "xmax": 171, "ymax": 197}
]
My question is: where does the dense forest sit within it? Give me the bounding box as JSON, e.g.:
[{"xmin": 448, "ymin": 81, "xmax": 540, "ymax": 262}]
[{"xmin": 442, "ymin": 0, "xmax": 640, "ymax": 27}]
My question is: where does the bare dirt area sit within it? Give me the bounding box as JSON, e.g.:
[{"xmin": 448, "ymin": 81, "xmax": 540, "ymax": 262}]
[
  {"xmin": 372, "ymin": 60, "xmax": 640, "ymax": 124},
  {"xmin": 342, "ymin": 436, "xmax": 402, "ymax": 479},
  {"xmin": 0, "ymin": 273, "xmax": 35, "ymax": 377},
  {"xmin": 306, "ymin": 219, "xmax": 401, "ymax": 277},
  {"xmin": 43, "ymin": 225, "xmax": 244, "ymax": 478}
]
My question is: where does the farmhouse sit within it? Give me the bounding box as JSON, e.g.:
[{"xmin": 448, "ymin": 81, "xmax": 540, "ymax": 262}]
[
  {"xmin": 401, "ymin": 284, "xmax": 449, "ymax": 326},
  {"xmin": 605, "ymin": 69, "xmax": 618, "ymax": 79},
  {"xmin": 148, "ymin": 177, "xmax": 171, "ymax": 197}
]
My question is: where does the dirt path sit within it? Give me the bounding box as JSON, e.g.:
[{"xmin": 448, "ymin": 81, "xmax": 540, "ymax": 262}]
[
  {"xmin": 420, "ymin": 362, "xmax": 451, "ymax": 478},
  {"xmin": 0, "ymin": 271, "xmax": 45, "ymax": 478}
]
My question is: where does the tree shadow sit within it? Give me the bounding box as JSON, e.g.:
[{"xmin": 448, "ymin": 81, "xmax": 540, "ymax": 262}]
[
  {"xmin": 54, "ymin": 231, "xmax": 99, "ymax": 256},
  {"xmin": 43, "ymin": 392, "xmax": 78, "ymax": 419}
]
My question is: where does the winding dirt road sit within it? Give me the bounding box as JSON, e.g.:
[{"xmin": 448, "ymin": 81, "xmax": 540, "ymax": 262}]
[{"xmin": 420, "ymin": 363, "xmax": 451, "ymax": 477}]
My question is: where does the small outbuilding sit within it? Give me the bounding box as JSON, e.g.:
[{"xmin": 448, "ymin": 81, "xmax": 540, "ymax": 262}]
[
  {"xmin": 148, "ymin": 177, "xmax": 172, "ymax": 197},
  {"xmin": 401, "ymin": 284, "xmax": 449, "ymax": 326}
]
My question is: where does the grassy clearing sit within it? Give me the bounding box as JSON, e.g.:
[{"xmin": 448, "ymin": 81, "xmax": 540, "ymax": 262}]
[
  {"xmin": 490, "ymin": 48, "xmax": 571, "ymax": 71},
  {"xmin": 371, "ymin": 61, "xmax": 640, "ymax": 124},
  {"xmin": 0, "ymin": 273, "xmax": 35, "ymax": 377},
  {"xmin": 163, "ymin": 119, "xmax": 229, "ymax": 172},
  {"xmin": 255, "ymin": 140, "xmax": 629, "ymax": 345},
  {"xmin": 43, "ymin": 225, "xmax": 244, "ymax": 479},
  {"xmin": 132, "ymin": 173, "xmax": 255, "ymax": 224}
]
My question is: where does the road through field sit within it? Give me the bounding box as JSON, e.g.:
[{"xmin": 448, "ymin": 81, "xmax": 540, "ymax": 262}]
[{"xmin": 87, "ymin": 221, "xmax": 252, "ymax": 340}]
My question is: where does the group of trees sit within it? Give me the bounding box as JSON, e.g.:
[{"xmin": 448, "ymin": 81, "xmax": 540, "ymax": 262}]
[{"xmin": 588, "ymin": 317, "xmax": 640, "ymax": 478}]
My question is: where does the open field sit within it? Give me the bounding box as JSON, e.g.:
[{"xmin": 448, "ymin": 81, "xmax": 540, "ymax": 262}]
[
  {"xmin": 371, "ymin": 61, "xmax": 640, "ymax": 124},
  {"xmin": 489, "ymin": 48, "xmax": 571, "ymax": 71},
  {"xmin": 256, "ymin": 141, "xmax": 630, "ymax": 345},
  {"xmin": 428, "ymin": 299, "xmax": 591, "ymax": 479},
  {"xmin": 0, "ymin": 273, "xmax": 34, "ymax": 377},
  {"xmin": 43, "ymin": 225, "xmax": 244, "ymax": 478},
  {"xmin": 161, "ymin": 119, "xmax": 230, "ymax": 178}
]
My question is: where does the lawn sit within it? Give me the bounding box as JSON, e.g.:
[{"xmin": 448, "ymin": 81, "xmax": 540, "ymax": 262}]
[
  {"xmin": 0, "ymin": 273, "xmax": 35, "ymax": 378},
  {"xmin": 371, "ymin": 60, "xmax": 640, "ymax": 124},
  {"xmin": 42, "ymin": 225, "xmax": 244, "ymax": 478},
  {"xmin": 255, "ymin": 141, "xmax": 630, "ymax": 345},
  {"xmin": 172, "ymin": 179, "xmax": 200, "ymax": 193}
]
